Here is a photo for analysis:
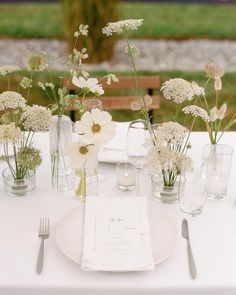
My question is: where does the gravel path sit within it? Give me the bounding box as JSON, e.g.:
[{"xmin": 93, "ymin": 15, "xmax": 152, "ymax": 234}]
[{"xmin": 1, "ymin": 38, "xmax": 236, "ymax": 72}]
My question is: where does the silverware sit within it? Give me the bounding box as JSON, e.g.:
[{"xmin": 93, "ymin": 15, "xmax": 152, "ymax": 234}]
[
  {"xmin": 36, "ymin": 217, "xmax": 50, "ymax": 274},
  {"xmin": 181, "ymin": 218, "xmax": 197, "ymax": 279}
]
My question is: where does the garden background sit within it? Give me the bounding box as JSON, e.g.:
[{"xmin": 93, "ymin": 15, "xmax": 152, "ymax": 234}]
[{"xmin": 0, "ymin": 0, "xmax": 236, "ymax": 129}]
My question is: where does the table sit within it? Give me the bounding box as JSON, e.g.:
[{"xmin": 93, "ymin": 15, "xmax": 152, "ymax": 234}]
[{"xmin": 0, "ymin": 131, "xmax": 236, "ymax": 295}]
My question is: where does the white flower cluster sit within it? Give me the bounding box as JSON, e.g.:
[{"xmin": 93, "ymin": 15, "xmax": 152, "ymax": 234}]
[
  {"xmin": 147, "ymin": 145, "xmax": 193, "ymax": 175},
  {"xmin": 37, "ymin": 82, "xmax": 55, "ymax": 91},
  {"xmin": 0, "ymin": 65, "xmax": 20, "ymax": 76},
  {"xmin": 102, "ymin": 19, "xmax": 143, "ymax": 36},
  {"xmin": 74, "ymin": 24, "xmax": 89, "ymax": 37},
  {"xmin": 20, "ymin": 77, "xmax": 33, "ymax": 89},
  {"xmin": 191, "ymin": 81, "xmax": 205, "ymax": 96},
  {"xmin": 106, "ymin": 74, "xmax": 119, "ymax": 85},
  {"xmin": 153, "ymin": 121, "xmax": 188, "ymax": 144},
  {"xmin": 161, "ymin": 78, "xmax": 194, "ymax": 104},
  {"xmin": 182, "ymin": 105, "xmax": 210, "ymax": 122},
  {"xmin": 22, "ymin": 105, "xmax": 52, "ymax": 132},
  {"xmin": 71, "ymin": 48, "xmax": 89, "ymax": 65},
  {"xmin": 0, "ymin": 123, "xmax": 21, "ymax": 143},
  {"xmin": 0, "ymin": 91, "xmax": 26, "ymax": 110}
]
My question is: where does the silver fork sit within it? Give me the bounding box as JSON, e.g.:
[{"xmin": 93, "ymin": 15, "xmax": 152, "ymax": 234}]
[{"xmin": 36, "ymin": 218, "xmax": 50, "ymax": 274}]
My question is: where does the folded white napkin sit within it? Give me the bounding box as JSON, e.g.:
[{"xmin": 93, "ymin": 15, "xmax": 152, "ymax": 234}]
[{"xmin": 82, "ymin": 196, "xmax": 154, "ymax": 271}]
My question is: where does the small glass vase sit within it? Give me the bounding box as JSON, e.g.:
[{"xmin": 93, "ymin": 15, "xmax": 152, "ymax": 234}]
[
  {"xmin": 2, "ymin": 168, "xmax": 36, "ymax": 197},
  {"xmin": 202, "ymin": 144, "xmax": 233, "ymax": 200},
  {"xmin": 151, "ymin": 174, "xmax": 185, "ymax": 204},
  {"xmin": 49, "ymin": 115, "xmax": 73, "ymax": 191},
  {"xmin": 74, "ymin": 163, "xmax": 98, "ymax": 202}
]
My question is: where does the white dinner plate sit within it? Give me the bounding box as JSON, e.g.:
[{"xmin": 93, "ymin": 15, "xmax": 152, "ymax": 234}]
[{"xmin": 55, "ymin": 201, "xmax": 178, "ymax": 267}]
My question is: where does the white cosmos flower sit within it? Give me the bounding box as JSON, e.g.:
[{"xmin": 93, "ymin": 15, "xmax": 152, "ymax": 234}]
[
  {"xmin": 67, "ymin": 141, "xmax": 97, "ymax": 170},
  {"xmin": 74, "ymin": 109, "xmax": 116, "ymax": 146},
  {"xmin": 72, "ymin": 76, "xmax": 104, "ymax": 95}
]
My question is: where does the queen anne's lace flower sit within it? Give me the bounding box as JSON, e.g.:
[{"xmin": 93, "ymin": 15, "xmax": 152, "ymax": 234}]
[
  {"xmin": 191, "ymin": 81, "xmax": 205, "ymax": 96},
  {"xmin": 0, "ymin": 65, "xmax": 20, "ymax": 76},
  {"xmin": 75, "ymin": 109, "xmax": 116, "ymax": 146},
  {"xmin": 204, "ymin": 62, "xmax": 224, "ymax": 78},
  {"xmin": 0, "ymin": 123, "xmax": 21, "ymax": 143},
  {"xmin": 20, "ymin": 77, "xmax": 33, "ymax": 89},
  {"xmin": 23, "ymin": 105, "xmax": 52, "ymax": 132},
  {"xmin": 153, "ymin": 121, "xmax": 188, "ymax": 145},
  {"xmin": 0, "ymin": 91, "xmax": 26, "ymax": 110},
  {"xmin": 102, "ymin": 19, "xmax": 143, "ymax": 36},
  {"xmin": 182, "ymin": 105, "xmax": 210, "ymax": 122},
  {"xmin": 161, "ymin": 78, "xmax": 194, "ymax": 104}
]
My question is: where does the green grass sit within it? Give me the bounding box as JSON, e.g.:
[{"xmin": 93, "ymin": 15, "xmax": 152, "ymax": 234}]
[
  {"xmin": 1, "ymin": 71, "xmax": 236, "ymax": 130},
  {"xmin": 0, "ymin": 2, "xmax": 236, "ymax": 39}
]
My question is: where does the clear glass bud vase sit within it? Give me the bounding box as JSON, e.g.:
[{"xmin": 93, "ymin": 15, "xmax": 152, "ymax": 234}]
[{"xmin": 49, "ymin": 115, "xmax": 73, "ymax": 191}]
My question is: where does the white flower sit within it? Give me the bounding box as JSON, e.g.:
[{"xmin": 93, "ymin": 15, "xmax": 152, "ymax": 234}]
[
  {"xmin": 0, "ymin": 123, "xmax": 21, "ymax": 143},
  {"xmin": 210, "ymin": 104, "xmax": 227, "ymax": 122},
  {"xmin": 161, "ymin": 78, "xmax": 194, "ymax": 104},
  {"xmin": 27, "ymin": 53, "xmax": 48, "ymax": 71},
  {"xmin": 102, "ymin": 19, "xmax": 143, "ymax": 36},
  {"xmin": 191, "ymin": 81, "xmax": 205, "ymax": 96},
  {"xmin": 67, "ymin": 141, "xmax": 97, "ymax": 170},
  {"xmin": 0, "ymin": 65, "xmax": 20, "ymax": 76},
  {"xmin": 125, "ymin": 44, "xmax": 140, "ymax": 57},
  {"xmin": 182, "ymin": 105, "xmax": 210, "ymax": 122},
  {"xmin": 214, "ymin": 77, "xmax": 222, "ymax": 91},
  {"xmin": 73, "ymin": 31, "xmax": 79, "ymax": 38},
  {"xmin": 74, "ymin": 109, "xmax": 116, "ymax": 146},
  {"xmin": 72, "ymin": 76, "xmax": 104, "ymax": 95},
  {"xmin": 203, "ymin": 62, "xmax": 224, "ymax": 78},
  {"xmin": 130, "ymin": 95, "xmax": 153, "ymax": 111},
  {"xmin": 20, "ymin": 77, "xmax": 33, "ymax": 89},
  {"xmin": 106, "ymin": 74, "xmax": 119, "ymax": 85},
  {"xmin": 23, "ymin": 105, "xmax": 52, "ymax": 132},
  {"xmin": 147, "ymin": 145, "xmax": 193, "ymax": 175},
  {"xmin": 74, "ymin": 24, "xmax": 89, "ymax": 38},
  {"xmin": 72, "ymin": 48, "xmax": 88, "ymax": 65},
  {"xmin": 152, "ymin": 121, "xmax": 188, "ymax": 145},
  {"xmin": 0, "ymin": 91, "xmax": 26, "ymax": 110}
]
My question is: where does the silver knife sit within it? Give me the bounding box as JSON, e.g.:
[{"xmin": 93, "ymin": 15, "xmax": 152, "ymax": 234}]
[{"xmin": 181, "ymin": 218, "xmax": 197, "ymax": 279}]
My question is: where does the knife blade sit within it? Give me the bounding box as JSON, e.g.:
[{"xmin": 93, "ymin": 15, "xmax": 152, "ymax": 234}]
[{"xmin": 182, "ymin": 218, "xmax": 197, "ymax": 279}]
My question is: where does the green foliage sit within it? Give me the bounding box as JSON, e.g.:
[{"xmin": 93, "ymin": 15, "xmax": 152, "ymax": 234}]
[{"xmin": 62, "ymin": 0, "xmax": 119, "ymax": 62}]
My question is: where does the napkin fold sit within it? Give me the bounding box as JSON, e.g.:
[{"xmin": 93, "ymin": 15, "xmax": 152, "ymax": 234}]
[{"xmin": 82, "ymin": 196, "xmax": 154, "ymax": 271}]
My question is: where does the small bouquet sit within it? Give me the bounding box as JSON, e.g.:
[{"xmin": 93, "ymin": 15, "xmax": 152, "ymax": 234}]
[
  {"xmin": 0, "ymin": 90, "xmax": 52, "ymax": 182},
  {"xmin": 67, "ymin": 108, "xmax": 116, "ymax": 202}
]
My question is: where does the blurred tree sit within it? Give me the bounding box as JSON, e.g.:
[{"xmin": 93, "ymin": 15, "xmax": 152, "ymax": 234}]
[{"xmin": 62, "ymin": 0, "xmax": 119, "ymax": 62}]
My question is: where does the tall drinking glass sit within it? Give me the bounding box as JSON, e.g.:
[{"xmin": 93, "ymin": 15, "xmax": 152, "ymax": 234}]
[
  {"xmin": 125, "ymin": 120, "xmax": 149, "ymax": 195},
  {"xmin": 83, "ymin": 98, "xmax": 103, "ymax": 111}
]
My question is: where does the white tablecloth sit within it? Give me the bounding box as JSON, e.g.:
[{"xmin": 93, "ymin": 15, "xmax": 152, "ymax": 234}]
[{"xmin": 0, "ymin": 131, "xmax": 236, "ymax": 295}]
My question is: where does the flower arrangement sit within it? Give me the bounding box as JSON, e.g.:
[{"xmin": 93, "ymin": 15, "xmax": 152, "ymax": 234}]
[
  {"xmin": 182, "ymin": 62, "xmax": 236, "ymax": 144},
  {"xmin": 0, "ymin": 90, "xmax": 52, "ymax": 182},
  {"xmin": 67, "ymin": 108, "xmax": 116, "ymax": 202}
]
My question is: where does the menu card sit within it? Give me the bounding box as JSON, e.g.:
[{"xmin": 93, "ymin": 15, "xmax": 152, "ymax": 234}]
[{"xmin": 81, "ymin": 196, "xmax": 154, "ymax": 271}]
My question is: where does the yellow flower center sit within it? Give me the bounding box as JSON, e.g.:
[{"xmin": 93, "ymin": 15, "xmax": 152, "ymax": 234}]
[
  {"xmin": 79, "ymin": 146, "xmax": 88, "ymax": 155},
  {"xmin": 92, "ymin": 123, "xmax": 101, "ymax": 133}
]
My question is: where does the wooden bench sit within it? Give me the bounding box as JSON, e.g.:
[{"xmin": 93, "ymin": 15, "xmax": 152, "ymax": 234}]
[{"xmin": 67, "ymin": 76, "xmax": 161, "ymax": 122}]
